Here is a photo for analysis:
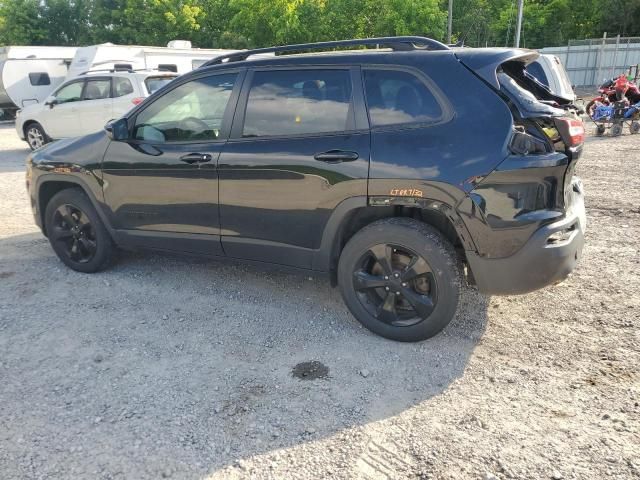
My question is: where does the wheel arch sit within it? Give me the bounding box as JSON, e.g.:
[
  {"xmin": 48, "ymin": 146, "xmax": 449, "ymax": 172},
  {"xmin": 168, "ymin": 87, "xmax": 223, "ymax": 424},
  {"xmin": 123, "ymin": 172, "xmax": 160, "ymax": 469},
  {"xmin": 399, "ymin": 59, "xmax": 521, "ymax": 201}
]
[
  {"xmin": 23, "ymin": 119, "xmax": 43, "ymax": 137},
  {"xmin": 313, "ymin": 196, "xmax": 475, "ymax": 285},
  {"xmin": 37, "ymin": 176, "xmax": 114, "ymax": 240}
]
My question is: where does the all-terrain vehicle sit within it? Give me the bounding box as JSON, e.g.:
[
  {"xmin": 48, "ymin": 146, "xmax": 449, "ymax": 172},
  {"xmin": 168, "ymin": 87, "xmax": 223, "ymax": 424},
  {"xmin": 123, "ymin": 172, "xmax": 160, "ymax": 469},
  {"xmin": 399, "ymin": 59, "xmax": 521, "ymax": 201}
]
[{"xmin": 25, "ymin": 37, "xmax": 586, "ymax": 342}]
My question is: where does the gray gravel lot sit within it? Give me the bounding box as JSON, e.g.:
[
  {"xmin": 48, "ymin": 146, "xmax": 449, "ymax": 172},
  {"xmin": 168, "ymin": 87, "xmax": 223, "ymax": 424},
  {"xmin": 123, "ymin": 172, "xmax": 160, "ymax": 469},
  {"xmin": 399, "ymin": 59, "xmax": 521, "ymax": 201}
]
[{"xmin": 0, "ymin": 123, "xmax": 638, "ymax": 479}]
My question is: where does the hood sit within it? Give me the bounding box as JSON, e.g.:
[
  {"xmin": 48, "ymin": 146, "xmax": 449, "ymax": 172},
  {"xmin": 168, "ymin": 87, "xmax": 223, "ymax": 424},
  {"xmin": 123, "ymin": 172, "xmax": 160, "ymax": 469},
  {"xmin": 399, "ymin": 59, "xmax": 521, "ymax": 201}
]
[{"xmin": 31, "ymin": 130, "xmax": 111, "ymax": 171}]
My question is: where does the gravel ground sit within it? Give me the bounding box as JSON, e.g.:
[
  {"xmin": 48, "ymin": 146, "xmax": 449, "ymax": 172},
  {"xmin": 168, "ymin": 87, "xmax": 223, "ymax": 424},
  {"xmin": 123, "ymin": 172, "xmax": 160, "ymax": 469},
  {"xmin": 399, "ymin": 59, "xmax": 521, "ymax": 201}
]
[{"xmin": 0, "ymin": 122, "xmax": 638, "ymax": 480}]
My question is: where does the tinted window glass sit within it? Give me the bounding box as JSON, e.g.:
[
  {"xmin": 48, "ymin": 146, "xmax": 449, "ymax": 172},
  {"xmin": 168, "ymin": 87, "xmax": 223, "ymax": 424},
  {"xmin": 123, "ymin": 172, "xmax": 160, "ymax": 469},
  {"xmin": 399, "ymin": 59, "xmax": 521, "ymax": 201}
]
[
  {"xmin": 145, "ymin": 76, "xmax": 176, "ymax": 94},
  {"xmin": 363, "ymin": 70, "xmax": 442, "ymax": 126},
  {"xmin": 84, "ymin": 79, "xmax": 111, "ymax": 100},
  {"xmin": 158, "ymin": 64, "xmax": 178, "ymax": 72},
  {"xmin": 133, "ymin": 73, "xmax": 237, "ymax": 143},
  {"xmin": 526, "ymin": 61, "xmax": 549, "ymax": 86},
  {"xmin": 29, "ymin": 72, "xmax": 50, "ymax": 86},
  {"xmin": 113, "ymin": 77, "xmax": 134, "ymax": 97},
  {"xmin": 243, "ymin": 69, "xmax": 352, "ymax": 137},
  {"xmin": 55, "ymin": 81, "xmax": 83, "ymax": 104},
  {"xmin": 192, "ymin": 59, "xmax": 207, "ymax": 69}
]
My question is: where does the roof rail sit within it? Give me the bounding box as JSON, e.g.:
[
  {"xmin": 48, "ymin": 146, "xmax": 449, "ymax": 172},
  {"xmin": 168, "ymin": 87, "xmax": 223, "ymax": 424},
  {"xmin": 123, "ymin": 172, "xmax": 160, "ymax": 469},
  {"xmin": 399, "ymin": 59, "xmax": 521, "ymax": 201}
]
[
  {"xmin": 78, "ymin": 67, "xmax": 134, "ymax": 75},
  {"xmin": 132, "ymin": 68, "xmax": 179, "ymax": 73},
  {"xmin": 200, "ymin": 36, "xmax": 450, "ymax": 68}
]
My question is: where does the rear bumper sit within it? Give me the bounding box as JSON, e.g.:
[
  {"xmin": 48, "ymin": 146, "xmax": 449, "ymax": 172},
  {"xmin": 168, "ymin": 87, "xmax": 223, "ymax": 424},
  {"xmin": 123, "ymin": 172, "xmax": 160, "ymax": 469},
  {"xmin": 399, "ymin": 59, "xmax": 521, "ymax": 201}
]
[{"xmin": 466, "ymin": 177, "xmax": 586, "ymax": 295}]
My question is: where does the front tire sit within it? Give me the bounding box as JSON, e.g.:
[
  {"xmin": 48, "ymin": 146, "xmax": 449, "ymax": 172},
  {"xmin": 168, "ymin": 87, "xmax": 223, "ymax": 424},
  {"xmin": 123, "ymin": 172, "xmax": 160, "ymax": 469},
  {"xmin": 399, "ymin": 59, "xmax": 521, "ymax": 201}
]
[
  {"xmin": 337, "ymin": 218, "xmax": 460, "ymax": 342},
  {"xmin": 44, "ymin": 188, "xmax": 114, "ymax": 273},
  {"xmin": 25, "ymin": 122, "xmax": 49, "ymax": 151}
]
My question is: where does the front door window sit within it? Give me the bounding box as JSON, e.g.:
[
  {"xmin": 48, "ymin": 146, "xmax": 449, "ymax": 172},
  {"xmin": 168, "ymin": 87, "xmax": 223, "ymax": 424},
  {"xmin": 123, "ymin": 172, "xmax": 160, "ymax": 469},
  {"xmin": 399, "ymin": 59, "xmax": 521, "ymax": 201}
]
[
  {"xmin": 133, "ymin": 73, "xmax": 238, "ymax": 143},
  {"xmin": 55, "ymin": 82, "xmax": 83, "ymax": 104}
]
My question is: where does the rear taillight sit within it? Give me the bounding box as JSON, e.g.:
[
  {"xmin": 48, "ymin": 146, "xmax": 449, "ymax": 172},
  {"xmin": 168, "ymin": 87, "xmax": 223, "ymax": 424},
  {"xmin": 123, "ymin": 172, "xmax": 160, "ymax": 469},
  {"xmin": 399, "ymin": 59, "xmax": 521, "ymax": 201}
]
[
  {"xmin": 131, "ymin": 97, "xmax": 145, "ymax": 105},
  {"xmin": 554, "ymin": 117, "xmax": 585, "ymax": 146},
  {"xmin": 509, "ymin": 129, "xmax": 549, "ymax": 155}
]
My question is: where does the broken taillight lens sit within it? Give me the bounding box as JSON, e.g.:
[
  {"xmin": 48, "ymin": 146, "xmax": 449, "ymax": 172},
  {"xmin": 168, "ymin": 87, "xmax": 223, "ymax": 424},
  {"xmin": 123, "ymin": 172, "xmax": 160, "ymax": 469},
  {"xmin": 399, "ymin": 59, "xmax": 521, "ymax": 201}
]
[{"xmin": 554, "ymin": 117, "xmax": 585, "ymax": 147}]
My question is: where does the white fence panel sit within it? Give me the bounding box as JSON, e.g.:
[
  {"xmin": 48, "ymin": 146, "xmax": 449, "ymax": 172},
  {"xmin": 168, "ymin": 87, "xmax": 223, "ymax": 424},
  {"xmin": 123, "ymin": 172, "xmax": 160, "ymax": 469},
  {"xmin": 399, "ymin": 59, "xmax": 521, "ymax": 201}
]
[{"xmin": 541, "ymin": 36, "xmax": 640, "ymax": 87}]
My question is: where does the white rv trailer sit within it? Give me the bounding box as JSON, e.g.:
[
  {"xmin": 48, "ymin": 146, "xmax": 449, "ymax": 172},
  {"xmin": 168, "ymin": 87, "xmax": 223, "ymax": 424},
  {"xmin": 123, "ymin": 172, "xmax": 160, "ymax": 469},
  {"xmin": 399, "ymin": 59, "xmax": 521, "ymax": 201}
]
[
  {"xmin": 66, "ymin": 41, "xmax": 235, "ymax": 78},
  {"xmin": 0, "ymin": 46, "xmax": 78, "ymax": 113}
]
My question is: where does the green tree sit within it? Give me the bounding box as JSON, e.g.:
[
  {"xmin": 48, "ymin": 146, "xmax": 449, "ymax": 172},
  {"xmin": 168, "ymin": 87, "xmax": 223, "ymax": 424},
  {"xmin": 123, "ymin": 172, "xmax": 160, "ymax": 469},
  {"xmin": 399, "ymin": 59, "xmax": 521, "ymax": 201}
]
[
  {"xmin": 0, "ymin": 0, "xmax": 48, "ymax": 45},
  {"xmin": 118, "ymin": 0, "xmax": 206, "ymax": 45},
  {"xmin": 600, "ymin": 0, "xmax": 640, "ymax": 37}
]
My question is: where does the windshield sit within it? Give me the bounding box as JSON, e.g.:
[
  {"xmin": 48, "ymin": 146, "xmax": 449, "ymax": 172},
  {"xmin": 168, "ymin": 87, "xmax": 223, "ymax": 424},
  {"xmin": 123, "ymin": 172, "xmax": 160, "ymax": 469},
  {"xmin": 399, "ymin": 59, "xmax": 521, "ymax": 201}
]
[{"xmin": 145, "ymin": 76, "xmax": 176, "ymax": 94}]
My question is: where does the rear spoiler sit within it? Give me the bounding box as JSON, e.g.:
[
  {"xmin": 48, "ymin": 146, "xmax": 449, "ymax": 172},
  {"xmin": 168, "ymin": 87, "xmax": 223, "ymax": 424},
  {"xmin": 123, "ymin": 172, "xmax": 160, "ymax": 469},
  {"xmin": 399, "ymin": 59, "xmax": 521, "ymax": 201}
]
[{"xmin": 454, "ymin": 48, "xmax": 538, "ymax": 89}]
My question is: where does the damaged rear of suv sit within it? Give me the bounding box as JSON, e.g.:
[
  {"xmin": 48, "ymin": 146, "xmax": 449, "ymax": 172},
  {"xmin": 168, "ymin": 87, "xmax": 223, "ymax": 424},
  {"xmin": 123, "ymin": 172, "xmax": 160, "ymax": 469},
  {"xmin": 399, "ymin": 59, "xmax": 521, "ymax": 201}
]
[
  {"xmin": 26, "ymin": 37, "xmax": 586, "ymax": 342},
  {"xmin": 455, "ymin": 48, "xmax": 586, "ymax": 294}
]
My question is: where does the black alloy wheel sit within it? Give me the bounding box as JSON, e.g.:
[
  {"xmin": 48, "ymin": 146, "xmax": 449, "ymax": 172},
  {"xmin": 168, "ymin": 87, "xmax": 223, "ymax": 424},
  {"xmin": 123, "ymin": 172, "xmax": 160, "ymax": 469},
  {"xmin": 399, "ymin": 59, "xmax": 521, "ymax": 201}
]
[
  {"xmin": 352, "ymin": 243, "xmax": 437, "ymax": 327},
  {"xmin": 50, "ymin": 204, "xmax": 98, "ymax": 264},
  {"xmin": 44, "ymin": 188, "xmax": 114, "ymax": 273},
  {"xmin": 338, "ymin": 218, "xmax": 460, "ymax": 342}
]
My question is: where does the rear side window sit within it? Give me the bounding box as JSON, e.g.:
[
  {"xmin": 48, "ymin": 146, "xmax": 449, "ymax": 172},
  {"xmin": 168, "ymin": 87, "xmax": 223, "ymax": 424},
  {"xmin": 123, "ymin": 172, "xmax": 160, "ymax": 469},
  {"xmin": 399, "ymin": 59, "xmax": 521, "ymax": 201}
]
[
  {"xmin": 242, "ymin": 69, "xmax": 353, "ymax": 137},
  {"xmin": 84, "ymin": 79, "xmax": 111, "ymax": 100},
  {"xmin": 113, "ymin": 77, "xmax": 134, "ymax": 97},
  {"xmin": 363, "ymin": 69, "xmax": 442, "ymax": 127},
  {"xmin": 29, "ymin": 72, "xmax": 50, "ymax": 86},
  {"xmin": 145, "ymin": 76, "xmax": 176, "ymax": 94}
]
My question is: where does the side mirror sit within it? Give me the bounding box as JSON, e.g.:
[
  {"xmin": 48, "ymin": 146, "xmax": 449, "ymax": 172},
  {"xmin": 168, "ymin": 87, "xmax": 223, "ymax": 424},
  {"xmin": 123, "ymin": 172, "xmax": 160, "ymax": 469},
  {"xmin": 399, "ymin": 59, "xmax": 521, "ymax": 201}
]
[
  {"xmin": 45, "ymin": 99, "xmax": 57, "ymax": 109},
  {"xmin": 104, "ymin": 117, "xmax": 129, "ymax": 141}
]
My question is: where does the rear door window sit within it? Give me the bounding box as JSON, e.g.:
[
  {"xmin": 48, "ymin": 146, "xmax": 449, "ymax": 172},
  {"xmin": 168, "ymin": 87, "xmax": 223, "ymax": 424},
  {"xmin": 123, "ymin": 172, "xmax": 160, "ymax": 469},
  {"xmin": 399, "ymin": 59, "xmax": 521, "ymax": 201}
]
[
  {"xmin": 83, "ymin": 79, "xmax": 111, "ymax": 100},
  {"xmin": 363, "ymin": 69, "xmax": 442, "ymax": 127},
  {"xmin": 242, "ymin": 69, "xmax": 353, "ymax": 137}
]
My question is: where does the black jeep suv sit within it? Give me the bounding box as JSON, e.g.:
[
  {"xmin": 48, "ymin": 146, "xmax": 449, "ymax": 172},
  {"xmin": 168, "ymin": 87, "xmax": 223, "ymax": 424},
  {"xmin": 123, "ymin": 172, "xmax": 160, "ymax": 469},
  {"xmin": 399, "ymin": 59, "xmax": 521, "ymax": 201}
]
[{"xmin": 25, "ymin": 37, "xmax": 586, "ymax": 342}]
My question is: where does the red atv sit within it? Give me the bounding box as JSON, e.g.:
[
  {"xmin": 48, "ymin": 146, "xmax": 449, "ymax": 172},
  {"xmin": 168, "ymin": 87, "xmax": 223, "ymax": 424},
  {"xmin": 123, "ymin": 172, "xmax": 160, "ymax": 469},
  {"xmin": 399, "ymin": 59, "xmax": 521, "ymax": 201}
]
[{"xmin": 586, "ymin": 74, "xmax": 640, "ymax": 118}]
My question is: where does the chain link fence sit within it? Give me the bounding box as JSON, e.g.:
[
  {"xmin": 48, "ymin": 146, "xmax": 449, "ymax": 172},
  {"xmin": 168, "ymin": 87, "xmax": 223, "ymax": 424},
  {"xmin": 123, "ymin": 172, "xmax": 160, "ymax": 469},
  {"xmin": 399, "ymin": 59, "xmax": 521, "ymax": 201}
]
[{"xmin": 541, "ymin": 35, "xmax": 640, "ymax": 87}]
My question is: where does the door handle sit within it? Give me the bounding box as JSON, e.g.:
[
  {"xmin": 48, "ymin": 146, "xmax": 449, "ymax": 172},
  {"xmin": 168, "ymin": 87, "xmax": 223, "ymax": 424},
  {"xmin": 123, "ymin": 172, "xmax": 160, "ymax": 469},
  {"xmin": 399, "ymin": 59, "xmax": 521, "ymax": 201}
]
[
  {"xmin": 180, "ymin": 153, "xmax": 212, "ymax": 164},
  {"xmin": 313, "ymin": 150, "xmax": 359, "ymax": 163}
]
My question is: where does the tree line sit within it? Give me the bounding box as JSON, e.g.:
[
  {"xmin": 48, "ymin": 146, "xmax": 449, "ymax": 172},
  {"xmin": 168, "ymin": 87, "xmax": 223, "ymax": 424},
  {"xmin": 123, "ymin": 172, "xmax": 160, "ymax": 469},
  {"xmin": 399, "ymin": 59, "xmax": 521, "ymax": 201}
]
[{"xmin": 0, "ymin": 0, "xmax": 638, "ymax": 50}]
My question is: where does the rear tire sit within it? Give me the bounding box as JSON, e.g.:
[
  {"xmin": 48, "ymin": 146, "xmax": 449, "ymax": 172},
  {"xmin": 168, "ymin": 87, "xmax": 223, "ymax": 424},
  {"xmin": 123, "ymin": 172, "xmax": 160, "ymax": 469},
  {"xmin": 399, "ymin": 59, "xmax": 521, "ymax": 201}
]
[
  {"xmin": 611, "ymin": 123, "xmax": 623, "ymax": 136},
  {"xmin": 337, "ymin": 218, "xmax": 460, "ymax": 342},
  {"xmin": 44, "ymin": 188, "xmax": 114, "ymax": 273},
  {"xmin": 25, "ymin": 122, "xmax": 49, "ymax": 151}
]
